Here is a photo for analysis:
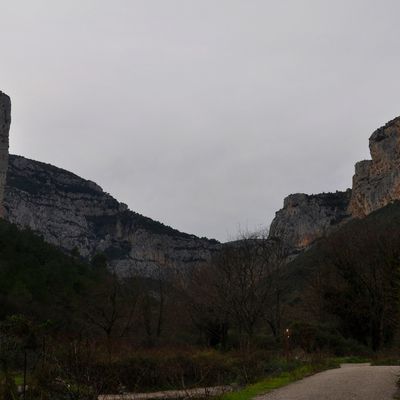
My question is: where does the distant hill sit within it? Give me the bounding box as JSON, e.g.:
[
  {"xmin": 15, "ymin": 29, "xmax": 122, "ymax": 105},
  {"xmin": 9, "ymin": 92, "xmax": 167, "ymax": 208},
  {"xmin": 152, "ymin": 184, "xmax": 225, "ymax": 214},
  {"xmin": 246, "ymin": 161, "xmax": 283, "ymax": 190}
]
[{"xmin": 4, "ymin": 155, "xmax": 220, "ymax": 276}]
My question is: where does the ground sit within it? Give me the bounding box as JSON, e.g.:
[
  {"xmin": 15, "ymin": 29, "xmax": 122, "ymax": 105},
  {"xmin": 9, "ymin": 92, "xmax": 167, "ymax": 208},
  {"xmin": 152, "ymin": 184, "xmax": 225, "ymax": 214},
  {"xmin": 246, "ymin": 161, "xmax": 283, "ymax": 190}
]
[{"xmin": 256, "ymin": 364, "xmax": 400, "ymax": 400}]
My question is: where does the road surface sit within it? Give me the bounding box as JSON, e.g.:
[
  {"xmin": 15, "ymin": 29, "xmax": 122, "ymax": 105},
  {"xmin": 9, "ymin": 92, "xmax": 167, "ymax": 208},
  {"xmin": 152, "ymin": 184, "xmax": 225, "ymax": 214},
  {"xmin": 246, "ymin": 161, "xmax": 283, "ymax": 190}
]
[{"xmin": 256, "ymin": 364, "xmax": 400, "ymax": 400}]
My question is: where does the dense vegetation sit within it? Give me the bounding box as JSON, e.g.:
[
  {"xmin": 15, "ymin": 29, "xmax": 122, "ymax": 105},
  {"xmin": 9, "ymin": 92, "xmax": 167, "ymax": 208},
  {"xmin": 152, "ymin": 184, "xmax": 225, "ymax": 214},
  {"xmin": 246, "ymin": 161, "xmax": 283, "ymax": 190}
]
[
  {"xmin": 2, "ymin": 203, "xmax": 400, "ymax": 398},
  {"xmin": 0, "ymin": 221, "xmax": 93, "ymax": 325},
  {"xmin": 285, "ymin": 201, "xmax": 400, "ymax": 352}
]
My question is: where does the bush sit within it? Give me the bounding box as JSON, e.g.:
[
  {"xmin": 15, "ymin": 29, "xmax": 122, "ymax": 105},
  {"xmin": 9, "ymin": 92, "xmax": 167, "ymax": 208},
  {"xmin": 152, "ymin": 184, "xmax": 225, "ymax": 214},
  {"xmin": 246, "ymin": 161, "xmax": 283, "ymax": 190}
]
[
  {"xmin": 290, "ymin": 322, "xmax": 369, "ymax": 356},
  {"xmin": 52, "ymin": 348, "xmax": 290, "ymax": 394}
]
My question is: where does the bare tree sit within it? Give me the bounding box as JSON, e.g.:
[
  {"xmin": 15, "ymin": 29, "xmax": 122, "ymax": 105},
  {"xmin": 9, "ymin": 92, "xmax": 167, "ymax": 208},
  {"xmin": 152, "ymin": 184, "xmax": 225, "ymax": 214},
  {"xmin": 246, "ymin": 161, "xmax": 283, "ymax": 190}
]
[
  {"xmin": 84, "ymin": 262, "xmax": 139, "ymax": 359},
  {"xmin": 140, "ymin": 249, "xmax": 174, "ymax": 346},
  {"xmin": 305, "ymin": 218, "xmax": 400, "ymax": 351},
  {"xmin": 186, "ymin": 230, "xmax": 288, "ymax": 348},
  {"xmin": 263, "ymin": 237, "xmax": 289, "ymax": 340},
  {"xmin": 185, "ymin": 258, "xmax": 230, "ymax": 347}
]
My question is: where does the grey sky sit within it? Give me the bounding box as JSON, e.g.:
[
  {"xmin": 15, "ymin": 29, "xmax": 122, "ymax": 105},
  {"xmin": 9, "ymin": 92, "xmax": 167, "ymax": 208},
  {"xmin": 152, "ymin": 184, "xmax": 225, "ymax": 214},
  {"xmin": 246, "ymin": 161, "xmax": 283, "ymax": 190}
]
[{"xmin": 2, "ymin": 0, "xmax": 400, "ymax": 241}]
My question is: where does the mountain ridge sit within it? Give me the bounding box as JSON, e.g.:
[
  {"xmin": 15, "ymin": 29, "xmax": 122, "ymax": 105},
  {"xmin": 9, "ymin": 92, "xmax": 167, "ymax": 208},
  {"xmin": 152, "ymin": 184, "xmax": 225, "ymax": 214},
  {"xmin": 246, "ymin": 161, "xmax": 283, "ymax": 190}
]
[
  {"xmin": 4, "ymin": 154, "xmax": 220, "ymax": 276},
  {"xmin": 4, "ymin": 90, "xmax": 400, "ymax": 267}
]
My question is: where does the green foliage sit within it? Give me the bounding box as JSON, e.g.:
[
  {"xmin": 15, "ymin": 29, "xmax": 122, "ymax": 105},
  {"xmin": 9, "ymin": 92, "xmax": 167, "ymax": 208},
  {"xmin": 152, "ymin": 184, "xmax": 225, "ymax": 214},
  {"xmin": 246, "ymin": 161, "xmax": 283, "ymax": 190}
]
[
  {"xmin": 2, "ymin": 201, "xmax": 400, "ymax": 397},
  {"xmin": 0, "ymin": 219, "xmax": 93, "ymax": 328},
  {"xmin": 286, "ymin": 202, "xmax": 400, "ymax": 352},
  {"xmin": 220, "ymin": 361, "xmax": 335, "ymax": 400},
  {"xmin": 331, "ymin": 356, "xmax": 371, "ymax": 364},
  {"xmin": 289, "ymin": 322, "xmax": 369, "ymax": 356}
]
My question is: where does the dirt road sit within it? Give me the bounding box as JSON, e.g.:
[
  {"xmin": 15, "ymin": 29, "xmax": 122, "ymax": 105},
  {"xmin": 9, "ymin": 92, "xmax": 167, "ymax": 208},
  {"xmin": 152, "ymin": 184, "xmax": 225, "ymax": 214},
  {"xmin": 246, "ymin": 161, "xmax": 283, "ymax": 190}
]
[{"xmin": 256, "ymin": 364, "xmax": 400, "ymax": 400}]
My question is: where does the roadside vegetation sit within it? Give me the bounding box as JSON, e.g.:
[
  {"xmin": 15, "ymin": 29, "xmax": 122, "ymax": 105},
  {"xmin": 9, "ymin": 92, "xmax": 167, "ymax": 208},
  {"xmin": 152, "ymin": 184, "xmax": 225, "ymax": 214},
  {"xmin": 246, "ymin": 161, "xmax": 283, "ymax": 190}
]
[
  {"xmin": 1, "ymin": 203, "xmax": 400, "ymax": 398},
  {"xmin": 220, "ymin": 361, "xmax": 337, "ymax": 400}
]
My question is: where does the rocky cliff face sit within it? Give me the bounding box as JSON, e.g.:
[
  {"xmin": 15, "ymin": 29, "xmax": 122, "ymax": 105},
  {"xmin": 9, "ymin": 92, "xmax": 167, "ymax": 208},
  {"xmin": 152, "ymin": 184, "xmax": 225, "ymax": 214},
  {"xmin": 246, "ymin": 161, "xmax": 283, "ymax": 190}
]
[
  {"xmin": 269, "ymin": 115, "xmax": 400, "ymax": 253},
  {"xmin": 349, "ymin": 117, "xmax": 400, "ymax": 217},
  {"xmin": 269, "ymin": 191, "xmax": 352, "ymax": 252},
  {"xmin": 0, "ymin": 92, "xmax": 10, "ymax": 213},
  {"xmin": 4, "ymin": 155, "xmax": 220, "ymax": 276},
  {"xmin": 5, "ymin": 95, "xmax": 400, "ymax": 265}
]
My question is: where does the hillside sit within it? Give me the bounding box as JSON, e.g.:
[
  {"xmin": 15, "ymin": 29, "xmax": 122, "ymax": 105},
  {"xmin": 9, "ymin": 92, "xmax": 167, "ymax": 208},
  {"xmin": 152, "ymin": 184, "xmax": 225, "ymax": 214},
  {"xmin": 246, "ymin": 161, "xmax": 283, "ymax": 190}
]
[
  {"xmin": 283, "ymin": 201, "xmax": 400, "ymax": 296},
  {"xmin": 4, "ymin": 155, "xmax": 220, "ymax": 276},
  {"xmin": 280, "ymin": 201, "xmax": 400, "ymax": 349},
  {"xmin": 0, "ymin": 218, "xmax": 94, "ymax": 327}
]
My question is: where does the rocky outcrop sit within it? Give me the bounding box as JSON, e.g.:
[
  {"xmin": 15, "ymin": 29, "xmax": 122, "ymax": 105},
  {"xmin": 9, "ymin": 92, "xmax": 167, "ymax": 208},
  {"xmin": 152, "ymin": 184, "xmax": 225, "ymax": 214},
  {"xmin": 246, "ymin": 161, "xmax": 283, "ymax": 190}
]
[
  {"xmin": 269, "ymin": 191, "xmax": 352, "ymax": 253},
  {"xmin": 4, "ymin": 155, "xmax": 220, "ymax": 276},
  {"xmin": 0, "ymin": 92, "xmax": 10, "ymax": 213},
  {"xmin": 269, "ymin": 115, "xmax": 400, "ymax": 253},
  {"xmin": 349, "ymin": 117, "xmax": 400, "ymax": 217}
]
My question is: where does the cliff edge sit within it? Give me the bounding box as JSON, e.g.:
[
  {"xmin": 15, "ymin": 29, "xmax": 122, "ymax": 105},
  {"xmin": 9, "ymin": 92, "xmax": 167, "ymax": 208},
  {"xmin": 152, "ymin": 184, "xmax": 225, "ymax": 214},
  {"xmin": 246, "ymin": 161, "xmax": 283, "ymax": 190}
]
[
  {"xmin": 269, "ymin": 190, "xmax": 351, "ymax": 253},
  {"xmin": 269, "ymin": 115, "xmax": 400, "ymax": 253},
  {"xmin": 349, "ymin": 117, "xmax": 400, "ymax": 217},
  {"xmin": 0, "ymin": 91, "xmax": 10, "ymax": 213}
]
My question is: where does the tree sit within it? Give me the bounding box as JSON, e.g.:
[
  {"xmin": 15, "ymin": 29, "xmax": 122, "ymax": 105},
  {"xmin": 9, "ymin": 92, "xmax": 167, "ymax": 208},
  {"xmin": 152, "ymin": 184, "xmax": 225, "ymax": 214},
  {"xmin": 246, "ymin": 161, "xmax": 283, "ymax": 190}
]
[
  {"xmin": 185, "ymin": 259, "xmax": 230, "ymax": 348},
  {"xmin": 186, "ymin": 231, "xmax": 288, "ymax": 348},
  {"xmin": 307, "ymin": 217, "xmax": 400, "ymax": 351},
  {"xmin": 139, "ymin": 250, "xmax": 174, "ymax": 346},
  {"xmin": 84, "ymin": 263, "xmax": 139, "ymax": 359},
  {"xmin": 263, "ymin": 237, "xmax": 288, "ymax": 340}
]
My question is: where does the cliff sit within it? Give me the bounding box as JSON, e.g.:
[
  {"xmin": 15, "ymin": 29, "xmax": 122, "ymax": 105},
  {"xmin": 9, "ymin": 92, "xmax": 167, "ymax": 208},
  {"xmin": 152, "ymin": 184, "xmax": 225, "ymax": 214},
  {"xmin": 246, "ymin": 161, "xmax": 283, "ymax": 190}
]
[
  {"xmin": 269, "ymin": 115, "xmax": 400, "ymax": 253},
  {"xmin": 349, "ymin": 117, "xmax": 400, "ymax": 217},
  {"xmin": 5, "ymin": 86, "xmax": 400, "ymax": 264},
  {"xmin": 0, "ymin": 92, "xmax": 10, "ymax": 213},
  {"xmin": 4, "ymin": 155, "xmax": 220, "ymax": 276},
  {"xmin": 269, "ymin": 190, "xmax": 352, "ymax": 252}
]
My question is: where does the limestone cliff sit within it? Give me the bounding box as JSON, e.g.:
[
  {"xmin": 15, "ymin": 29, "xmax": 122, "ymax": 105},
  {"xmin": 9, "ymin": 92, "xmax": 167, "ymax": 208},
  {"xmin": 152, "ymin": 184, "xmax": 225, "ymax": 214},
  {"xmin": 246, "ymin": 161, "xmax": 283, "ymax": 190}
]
[
  {"xmin": 4, "ymin": 155, "xmax": 220, "ymax": 276},
  {"xmin": 349, "ymin": 117, "xmax": 400, "ymax": 217},
  {"xmin": 269, "ymin": 191, "xmax": 352, "ymax": 252},
  {"xmin": 269, "ymin": 115, "xmax": 400, "ymax": 253},
  {"xmin": 0, "ymin": 92, "xmax": 10, "ymax": 213},
  {"xmin": 6, "ymin": 97, "xmax": 400, "ymax": 264}
]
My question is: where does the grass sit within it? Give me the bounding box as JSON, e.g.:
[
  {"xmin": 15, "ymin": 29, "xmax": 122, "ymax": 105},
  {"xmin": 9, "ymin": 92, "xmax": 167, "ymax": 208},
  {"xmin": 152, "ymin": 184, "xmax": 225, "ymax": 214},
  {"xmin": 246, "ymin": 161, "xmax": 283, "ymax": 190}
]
[
  {"xmin": 330, "ymin": 356, "xmax": 371, "ymax": 364},
  {"xmin": 220, "ymin": 355, "xmax": 400, "ymax": 400},
  {"xmin": 332, "ymin": 355, "xmax": 400, "ymax": 366},
  {"xmin": 371, "ymin": 358, "xmax": 400, "ymax": 366},
  {"xmin": 221, "ymin": 364, "xmax": 334, "ymax": 400},
  {"xmin": 13, "ymin": 374, "xmax": 24, "ymax": 386}
]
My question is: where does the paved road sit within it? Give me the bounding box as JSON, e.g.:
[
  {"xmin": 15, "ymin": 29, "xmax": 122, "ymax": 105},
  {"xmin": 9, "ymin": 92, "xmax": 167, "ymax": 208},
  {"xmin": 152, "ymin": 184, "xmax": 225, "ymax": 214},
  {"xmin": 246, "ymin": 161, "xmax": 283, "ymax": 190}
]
[{"xmin": 256, "ymin": 364, "xmax": 400, "ymax": 400}]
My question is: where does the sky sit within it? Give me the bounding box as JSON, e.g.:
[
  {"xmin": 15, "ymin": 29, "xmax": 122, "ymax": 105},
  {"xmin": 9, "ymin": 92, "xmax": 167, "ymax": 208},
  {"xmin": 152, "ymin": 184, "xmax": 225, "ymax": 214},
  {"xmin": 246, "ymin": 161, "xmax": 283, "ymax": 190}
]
[{"xmin": 2, "ymin": 0, "xmax": 400, "ymax": 241}]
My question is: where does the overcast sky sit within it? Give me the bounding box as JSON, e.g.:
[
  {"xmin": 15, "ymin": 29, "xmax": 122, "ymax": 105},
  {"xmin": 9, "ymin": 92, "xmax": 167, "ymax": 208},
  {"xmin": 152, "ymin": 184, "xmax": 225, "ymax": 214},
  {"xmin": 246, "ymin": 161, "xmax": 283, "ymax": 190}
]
[{"xmin": 2, "ymin": 0, "xmax": 400, "ymax": 241}]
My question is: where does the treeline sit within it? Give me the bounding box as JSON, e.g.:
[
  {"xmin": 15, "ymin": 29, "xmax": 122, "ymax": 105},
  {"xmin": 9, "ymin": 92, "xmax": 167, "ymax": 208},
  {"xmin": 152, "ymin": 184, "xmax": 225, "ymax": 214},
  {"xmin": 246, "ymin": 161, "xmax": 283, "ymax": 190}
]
[
  {"xmin": 2, "ymin": 203, "xmax": 400, "ymax": 398},
  {"xmin": 0, "ymin": 221, "xmax": 93, "ymax": 326},
  {"xmin": 296, "ymin": 201, "xmax": 400, "ymax": 352},
  {"xmin": 0, "ymin": 221, "xmax": 291, "ymax": 398}
]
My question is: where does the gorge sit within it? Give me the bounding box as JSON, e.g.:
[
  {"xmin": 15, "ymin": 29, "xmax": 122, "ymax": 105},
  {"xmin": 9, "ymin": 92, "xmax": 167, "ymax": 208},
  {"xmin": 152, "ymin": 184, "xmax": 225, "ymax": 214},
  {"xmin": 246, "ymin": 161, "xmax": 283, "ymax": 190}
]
[{"xmin": 2, "ymin": 90, "xmax": 400, "ymax": 272}]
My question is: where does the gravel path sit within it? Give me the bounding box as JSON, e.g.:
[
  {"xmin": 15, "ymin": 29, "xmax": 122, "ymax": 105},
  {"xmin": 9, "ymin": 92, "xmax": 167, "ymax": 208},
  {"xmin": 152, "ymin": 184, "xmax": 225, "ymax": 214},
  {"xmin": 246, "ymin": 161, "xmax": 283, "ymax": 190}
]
[{"xmin": 256, "ymin": 364, "xmax": 400, "ymax": 400}]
